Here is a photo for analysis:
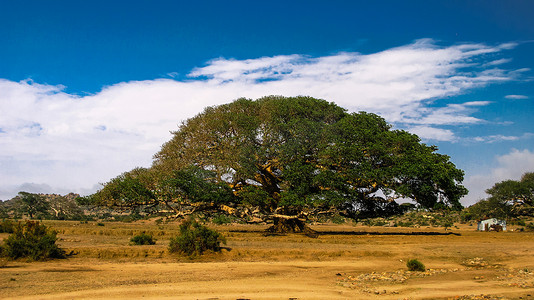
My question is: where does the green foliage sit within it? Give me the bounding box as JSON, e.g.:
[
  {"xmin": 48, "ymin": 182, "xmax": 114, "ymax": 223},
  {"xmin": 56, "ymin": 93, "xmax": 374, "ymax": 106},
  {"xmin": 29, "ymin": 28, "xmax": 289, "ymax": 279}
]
[
  {"xmin": 2, "ymin": 193, "xmax": 85, "ymax": 221},
  {"xmin": 169, "ymin": 218, "xmax": 226, "ymax": 256},
  {"xmin": 76, "ymin": 195, "xmax": 95, "ymax": 206},
  {"xmin": 130, "ymin": 233, "xmax": 156, "ymax": 245},
  {"xmin": 515, "ymin": 219, "xmax": 527, "ymax": 226},
  {"xmin": 406, "ymin": 259, "xmax": 426, "ymax": 272},
  {"xmin": 465, "ymin": 172, "xmax": 534, "ymax": 220},
  {"xmin": 211, "ymin": 214, "xmax": 235, "ymax": 225},
  {"xmin": 0, "ymin": 205, "xmax": 8, "ymax": 219},
  {"xmin": 90, "ymin": 167, "xmax": 156, "ymax": 208},
  {"xmin": 0, "ymin": 219, "xmax": 16, "ymax": 233},
  {"xmin": 486, "ymin": 172, "xmax": 534, "ymax": 207},
  {"xmin": 1, "ymin": 221, "xmax": 65, "ymax": 260},
  {"xmin": 388, "ymin": 211, "xmax": 460, "ymax": 228},
  {"xmin": 88, "ymin": 96, "xmax": 467, "ymax": 223},
  {"xmin": 464, "ymin": 198, "xmax": 510, "ymax": 220},
  {"xmin": 150, "ymin": 96, "xmax": 466, "ymax": 217},
  {"xmin": 363, "ymin": 218, "xmax": 388, "ymax": 227},
  {"xmin": 15, "ymin": 192, "xmax": 50, "ymax": 219},
  {"xmin": 330, "ymin": 215, "xmax": 346, "ymax": 224},
  {"xmin": 159, "ymin": 166, "xmax": 234, "ymax": 205},
  {"xmin": 90, "ymin": 165, "xmax": 234, "ymax": 219}
]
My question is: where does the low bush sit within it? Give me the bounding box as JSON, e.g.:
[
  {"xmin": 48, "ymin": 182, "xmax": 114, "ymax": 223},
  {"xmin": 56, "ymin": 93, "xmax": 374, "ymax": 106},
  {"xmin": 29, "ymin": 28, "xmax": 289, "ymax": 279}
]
[
  {"xmin": 406, "ymin": 258, "xmax": 426, "ymax": 272},
  {"xmin": 130, "ymin": 233, "xmax": 156, "ymax": 245},
  {"xmin": 211, "ymin": 214, "xmax": 233, "ymax": 225},
  {"xmin": 330, "ymin": 215, "xmax": 346, "ymax": 224},
  {"xmin": 169, "ymin": 218, "xmax": 226, "ymax": 256},
  {"xmin": 1, "ymin": 221, "xmax": 65, "ymax": 261},
  {"xmin": 363, "ymin": 218, "xmax": 388, "ymax": 227},
  {"xmin": 515, "ymin": 219, "xmax": 526, "ymax": 226},
  {"xmin": 0, "ymin": 219, "xmax": 16, "ymax": 233}
]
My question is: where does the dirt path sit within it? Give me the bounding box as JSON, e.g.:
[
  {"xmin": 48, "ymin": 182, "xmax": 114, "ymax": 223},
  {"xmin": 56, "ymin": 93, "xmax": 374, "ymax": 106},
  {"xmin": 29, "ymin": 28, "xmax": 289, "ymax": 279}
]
[{"xmin": 3, "ymin": 259, "xmax": 534, "ymax": 299}]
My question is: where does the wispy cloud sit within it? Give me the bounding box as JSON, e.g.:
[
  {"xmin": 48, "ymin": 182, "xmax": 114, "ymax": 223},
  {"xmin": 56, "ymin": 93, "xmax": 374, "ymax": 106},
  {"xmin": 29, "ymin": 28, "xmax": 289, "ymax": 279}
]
[
  {"xmin": 482, "ymin": 58, "xmax": 512, "ymax": 67},
  {"xmin": 471, "ymin": 133, "xmax": 534, "ymax": 143},
  {"xmin": 505, "ymin": 94, "xmax": 529, "ymax": 99},
  {"xmin": 402, "ymin": 101, "xmax": 491, "ymax": 126},
  {"xmin": 0, "ymin": 39, "xmax": 524, "ymax": 199}
]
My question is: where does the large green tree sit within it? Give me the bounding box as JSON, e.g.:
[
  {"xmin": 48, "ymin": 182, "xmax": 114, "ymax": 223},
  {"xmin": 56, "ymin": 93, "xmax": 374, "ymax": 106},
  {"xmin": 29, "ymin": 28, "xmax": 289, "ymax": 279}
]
[
  {"xmin": 93, "ymin": 96, "xmax": 468, "ymax": 231},
  {"xmin": 486, "ymin": 172, "xmax": 534, "ymax": 207},
  {"xmin": 463, "ymin": 172, "xmax": 534, "ymax": 220},
  {"xmin": 481, "ymin": 172, "xmax": 534, "ymax": 217}
]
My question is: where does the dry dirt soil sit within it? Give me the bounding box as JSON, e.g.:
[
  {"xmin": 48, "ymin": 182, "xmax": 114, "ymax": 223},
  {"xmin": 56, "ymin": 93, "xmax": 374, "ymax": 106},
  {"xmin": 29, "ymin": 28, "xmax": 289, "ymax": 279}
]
[{"xmin": 1, "ymin": 220, "xmax": 534, "ymax": 299}]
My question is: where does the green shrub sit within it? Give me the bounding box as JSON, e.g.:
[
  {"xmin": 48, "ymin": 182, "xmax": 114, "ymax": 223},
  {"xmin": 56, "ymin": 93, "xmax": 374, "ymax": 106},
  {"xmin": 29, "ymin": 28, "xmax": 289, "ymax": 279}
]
[
  {"xmin": 330, "ymin": 215, "xmax": 346, "ymax": 224},
  {"xmin": 211, "ymin": 214, "xmax": 233, "ymax": 225},
  {"xmin": 406, "ymin": 258, "xmax": 426, "ymax": 272},
  {"xmin": 0, "ymin": 220, "xmax": 16, "ymax": 233},
  {"xmin": 1, "ymin": 221, "xmax": 65, "ymax": 261},
  {"xmin": 130, "ymin": 233, "xmax": 156, "ymax": 245},
  {"xmin": 169, "ymin": 218, "xmax": 226, "ymax": 256}
]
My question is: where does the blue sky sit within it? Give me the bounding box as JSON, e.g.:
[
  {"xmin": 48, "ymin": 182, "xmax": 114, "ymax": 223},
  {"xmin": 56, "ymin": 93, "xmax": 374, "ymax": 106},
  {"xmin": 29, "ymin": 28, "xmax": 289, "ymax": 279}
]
[{"xmin": 1, "ymin": 0, "xmax": 533, "ymax": 205}]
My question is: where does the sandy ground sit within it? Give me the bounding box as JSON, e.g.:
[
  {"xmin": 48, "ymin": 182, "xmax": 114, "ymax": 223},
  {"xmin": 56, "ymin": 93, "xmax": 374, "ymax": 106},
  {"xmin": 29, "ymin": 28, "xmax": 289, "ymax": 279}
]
[{"xmin": 1, "ymin": 221, "xmax": 534, "ymax": 299}]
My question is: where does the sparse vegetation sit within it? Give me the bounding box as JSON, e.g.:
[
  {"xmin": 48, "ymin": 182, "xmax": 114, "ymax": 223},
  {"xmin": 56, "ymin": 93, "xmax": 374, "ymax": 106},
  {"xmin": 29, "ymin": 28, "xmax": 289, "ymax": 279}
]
[
  {"xmin": 168, "ymin": 218, "xmax": 226, "ymax": 256},
  {"xmin": 130, "ymin": 233, "xmax": 156, "ymax": 245},
  {"xmin": 406, "ymin": 258, "xmax": 426, "ymax": 272},
  {"xmin": 1, "ymin": 221, "xmax": 65, "ymax": 261},
  {"xmin": 0, "ymin": 219, "xmax": 533, "ymax": 298},
  {"xmin": 211, "ymin": 214, "xmax": 235, "ymax": 225}
]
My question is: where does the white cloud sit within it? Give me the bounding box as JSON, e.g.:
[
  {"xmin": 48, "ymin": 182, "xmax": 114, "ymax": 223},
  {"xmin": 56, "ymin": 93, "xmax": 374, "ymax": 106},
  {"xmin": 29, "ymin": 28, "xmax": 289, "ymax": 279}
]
[
  {"xmin": 471, "ymin": 133, "xmax": 534, "ymax": 143},
  {"xmin": 0, "ymin": 39, "xmax": 524, "ymax": 199},
  {"xmin": 482, "ymin": 58, "xmax": 512, "ymax": 67},
  {"xmin": 505, "ymin": 94, "xmax": 529, "ymax": 100},
  {"xmin": 402, "ymin": 101, "xmax": 491, "ymax": 126},
  {"xmin": 407, "ymin": 126, "xmax": 456, "ymax": 142},
  {"xmin": 463, "ymin": 149, "xmax": 534, "ymax": 206}
]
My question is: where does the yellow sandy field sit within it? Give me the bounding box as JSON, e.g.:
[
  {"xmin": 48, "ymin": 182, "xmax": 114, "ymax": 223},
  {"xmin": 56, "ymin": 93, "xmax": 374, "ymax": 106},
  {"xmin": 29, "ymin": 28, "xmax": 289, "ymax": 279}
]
[{"xmin": 1, "ymin": 220, "xmax": 533, "ymax": 299}]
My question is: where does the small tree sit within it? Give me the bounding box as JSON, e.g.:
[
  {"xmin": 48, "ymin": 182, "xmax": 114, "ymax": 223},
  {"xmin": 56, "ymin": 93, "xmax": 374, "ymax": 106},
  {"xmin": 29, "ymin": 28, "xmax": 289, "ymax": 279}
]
[
  {"xmin": 1, "ymin": 221, "xmax": 65, "ymax": 260},
  {"xmin": 16, "ymin": 192, "xmax": 50, "ymax": 219},
  {"xmin": 169, "ymin": 218, "xmax": 226, "ymax": 256}
]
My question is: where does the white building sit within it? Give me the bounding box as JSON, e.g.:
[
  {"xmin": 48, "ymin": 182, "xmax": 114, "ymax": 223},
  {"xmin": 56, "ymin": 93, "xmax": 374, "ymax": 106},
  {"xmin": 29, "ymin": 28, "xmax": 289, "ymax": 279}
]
[{"xmin": 477, "ymin": 218, "xmax": 506, "ymax": 231}]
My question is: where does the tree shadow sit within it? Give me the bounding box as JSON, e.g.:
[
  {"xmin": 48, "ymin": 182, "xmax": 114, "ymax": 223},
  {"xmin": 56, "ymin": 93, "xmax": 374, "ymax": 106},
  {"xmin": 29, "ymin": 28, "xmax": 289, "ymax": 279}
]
[
  {"xmin": 317, "ymin": 231, "xmax": 461, "ymax": 236},
  {"xmin": 229, "ymin": 229, "xmax": 461, "ymax": 236}
]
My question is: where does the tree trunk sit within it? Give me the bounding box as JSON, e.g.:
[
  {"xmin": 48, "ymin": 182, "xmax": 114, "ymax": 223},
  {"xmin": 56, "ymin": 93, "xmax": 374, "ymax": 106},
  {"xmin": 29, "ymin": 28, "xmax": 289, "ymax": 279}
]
[{"xmin": 266, "ymin": 215, "xmax": 318, "ymax": 238}]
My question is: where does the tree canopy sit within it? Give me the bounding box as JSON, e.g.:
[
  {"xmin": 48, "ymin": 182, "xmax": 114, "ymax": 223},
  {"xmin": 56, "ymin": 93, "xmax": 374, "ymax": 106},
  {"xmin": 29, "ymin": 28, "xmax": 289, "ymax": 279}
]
[
  {"xmin": 486, "ymin": 172, "xmax": 534, "ymax": 207},
  {"xmin": 15, "ymin": 192, "xmax": 50, "ymax": 219},
  {"xmin": 467, "ymin": 172, "xmax": 534, "ymax": 219},
  {"xmin": 91, "ymin": 96, "xmax": 468, "ymax": 227}
]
